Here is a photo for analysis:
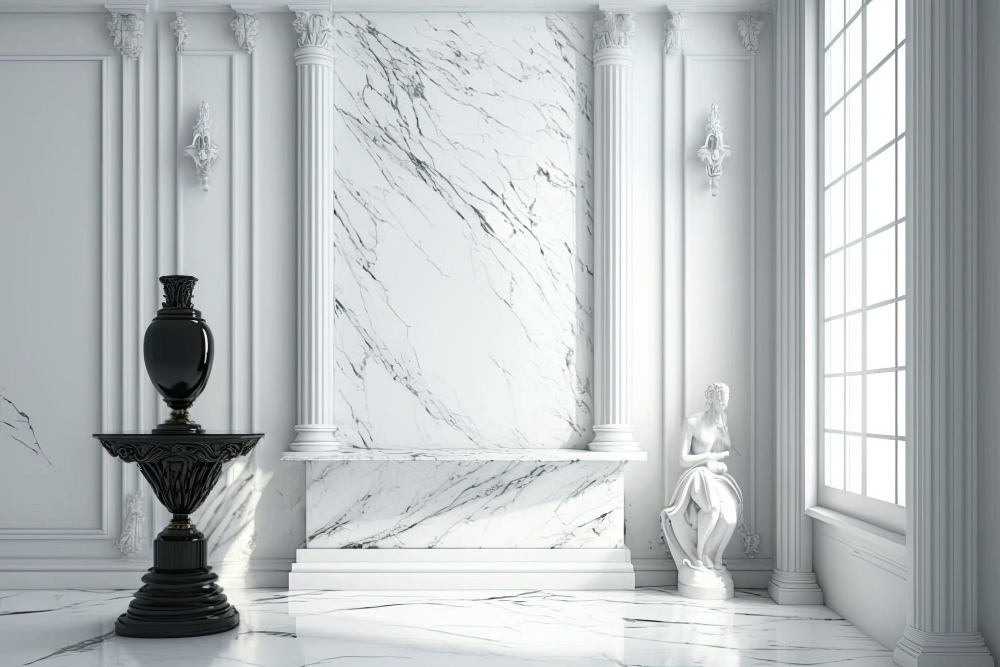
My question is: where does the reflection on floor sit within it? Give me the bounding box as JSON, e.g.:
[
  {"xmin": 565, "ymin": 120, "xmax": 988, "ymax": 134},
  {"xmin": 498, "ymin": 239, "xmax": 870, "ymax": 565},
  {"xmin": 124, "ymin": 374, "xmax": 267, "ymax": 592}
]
[{"xmin": 1, "ymin": 587, "xmax": 894, "ymax": 666}]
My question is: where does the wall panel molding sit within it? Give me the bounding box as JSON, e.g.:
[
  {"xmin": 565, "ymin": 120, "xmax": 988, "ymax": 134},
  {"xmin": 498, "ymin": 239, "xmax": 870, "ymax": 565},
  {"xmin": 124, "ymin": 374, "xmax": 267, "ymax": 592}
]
[
  {"xmin": 0, "ymin": 54, "xmax": 116, "ymax": 541},
  {"xmin": 681, "ymin": 52, "xmax": 760, "ymax": 554},
  {"xmin": 158, "ymin": 34, "xmax": 260, "ymax": 557}
]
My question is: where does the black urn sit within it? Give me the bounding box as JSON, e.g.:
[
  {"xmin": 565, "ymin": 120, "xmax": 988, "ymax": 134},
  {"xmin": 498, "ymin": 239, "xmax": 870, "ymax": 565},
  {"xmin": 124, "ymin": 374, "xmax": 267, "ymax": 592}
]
[{"xmin": 144, "ymin": 275, "xmax": 214, "ymax": 433}]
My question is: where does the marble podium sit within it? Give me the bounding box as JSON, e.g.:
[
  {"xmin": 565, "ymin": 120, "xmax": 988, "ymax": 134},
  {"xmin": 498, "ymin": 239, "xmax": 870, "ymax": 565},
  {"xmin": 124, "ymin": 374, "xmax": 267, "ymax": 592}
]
[{"xmin": 282, "ymin": 448, "xmax": 645, "ymax": 590}]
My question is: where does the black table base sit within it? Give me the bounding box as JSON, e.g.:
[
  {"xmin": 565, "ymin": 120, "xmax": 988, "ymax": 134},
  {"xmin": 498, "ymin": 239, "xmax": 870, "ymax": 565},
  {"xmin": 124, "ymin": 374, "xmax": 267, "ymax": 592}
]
[
  {"xmin": 95, "ymin": 432, "xmax": 261, "ymax": 639},
  {"xmin": 116, "ymin": 520, "xmax": 237, "ymax": 638}
]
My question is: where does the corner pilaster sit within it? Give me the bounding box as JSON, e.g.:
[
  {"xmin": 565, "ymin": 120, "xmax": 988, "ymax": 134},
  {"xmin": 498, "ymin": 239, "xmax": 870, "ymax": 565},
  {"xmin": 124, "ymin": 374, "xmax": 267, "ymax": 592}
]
[
  {"xmin": 894, "ymin": 1, "xmax": 992, "ymax": 665},
  {"xmin": 769, "ymin": 0, "xmax": 823, "ymax": 606}
]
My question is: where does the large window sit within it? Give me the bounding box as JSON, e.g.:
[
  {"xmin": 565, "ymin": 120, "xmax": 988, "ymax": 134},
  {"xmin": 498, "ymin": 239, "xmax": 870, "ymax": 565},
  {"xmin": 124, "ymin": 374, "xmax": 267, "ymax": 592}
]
[{"xmin": 820, "ymin": 0, "xmax": 905, "ymax": 531}]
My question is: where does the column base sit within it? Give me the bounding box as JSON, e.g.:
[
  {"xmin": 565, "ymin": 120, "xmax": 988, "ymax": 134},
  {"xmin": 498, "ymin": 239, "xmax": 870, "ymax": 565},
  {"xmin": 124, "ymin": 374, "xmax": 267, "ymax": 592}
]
[
  {"xmin": 894, "ymin": 627, "xmax": 994, "ymax": 667},
  {"xmin": 289, "ymin": 424, "xmax": 342, "ymax": 452},
  {"xmin": 767, "ymin": 569, "xmax": 824, "ymax": 605},
  {"xmin": 588, "ymin": 424, "xmax": 640, "ymax": 452}
]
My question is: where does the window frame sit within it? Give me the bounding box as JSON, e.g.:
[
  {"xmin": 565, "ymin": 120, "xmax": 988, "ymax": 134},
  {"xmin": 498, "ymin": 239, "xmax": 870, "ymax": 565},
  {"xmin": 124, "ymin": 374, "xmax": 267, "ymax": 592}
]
[{"xmin": 817, "ymin": 0, "xmax": 906, "ymax": 535}]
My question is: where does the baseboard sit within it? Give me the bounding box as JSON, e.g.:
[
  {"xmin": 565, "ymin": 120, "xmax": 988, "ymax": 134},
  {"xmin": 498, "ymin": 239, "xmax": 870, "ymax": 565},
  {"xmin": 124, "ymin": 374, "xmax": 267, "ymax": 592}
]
[
  {"xmin": 0, "ymin": 557, "xmax": 293, "ymax": 589},
  {"xmin": 289, "ymin": 549, "xmax": 636, "ymax": 590},
  {"xmin": 632, "ymin": 557, "xmax": 774, "ymax": 589}
]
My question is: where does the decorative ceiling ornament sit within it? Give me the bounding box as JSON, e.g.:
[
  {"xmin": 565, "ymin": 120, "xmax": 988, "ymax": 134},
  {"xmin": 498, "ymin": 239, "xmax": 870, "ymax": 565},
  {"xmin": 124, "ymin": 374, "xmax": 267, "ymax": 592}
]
[
  {"xmin": 663, "ymin": 11, "xmax": 688, "ymax": 56},
  {"xmin": 696, "ymin": 104, "xmax": 732, "ymax": 197},
  {"xmin": 593, "ymin": 11, "xmax": 636, "ymax": 56},
  {"xmin": 738, "ymin": 14, "xmax": 764, "ymax": 55},
  {"xmin": 231, "ymin": 11, "xmax": 260, "ymax": 55},
  {"xmin": 184, "ymin": 102, "xmax": 220, "ymax": 192},
  {"xmin": 171, "ymin": 12, "xmax": 188, "ymax": 53},
  {"xmin": 107, "ymin": 12, "xmax": 143, "ymax": 59},
  {"xmin": 292, "ymin": 11, "xmax": 332, "ymax": 49}
]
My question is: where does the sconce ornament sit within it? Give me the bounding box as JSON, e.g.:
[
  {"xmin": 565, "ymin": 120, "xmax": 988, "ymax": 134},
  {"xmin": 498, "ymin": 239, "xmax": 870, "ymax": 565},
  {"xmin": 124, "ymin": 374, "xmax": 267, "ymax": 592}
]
[
  {"xmin": 171, "ymin": 12, "xmax": 188, "ymax": 52},
  {"xmin": 738, "ymin": 14, "xmax": 764, "ymax": 55},
  {"xmin": 663, "ymin": 11, "xmax": 688, "ymax": 55},
  {"xmin": 231, "ymin": 11, "xmax": 259, "ymax": 55},
  {"xmin": 697, "ymin": 104, "xmax": 732, "ymax": 197},
  {"xmin": 185, "ymin": 102, "xmax": 219, "ymax": 192},
  {"xmin": 107, "ymin": 12, "xmax": 144, "ymax": 59}
]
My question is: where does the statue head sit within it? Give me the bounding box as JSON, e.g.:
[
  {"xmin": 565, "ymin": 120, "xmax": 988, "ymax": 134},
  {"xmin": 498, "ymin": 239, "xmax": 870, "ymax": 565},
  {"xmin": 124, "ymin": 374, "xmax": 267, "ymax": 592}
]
[{"xmin": 704, "ymin": 382, "xmax": 730, "ymax": 414}]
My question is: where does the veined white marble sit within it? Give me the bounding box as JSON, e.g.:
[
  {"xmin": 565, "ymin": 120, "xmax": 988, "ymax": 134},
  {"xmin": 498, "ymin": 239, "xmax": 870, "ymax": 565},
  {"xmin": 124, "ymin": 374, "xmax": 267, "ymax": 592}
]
[
  {"xmin": 333, "ymin": 13, "xmax": 594, "ymax": 450},
  {"xmin": 306, "ymin": 460, "xmax": 623, "ymax": 548},
  {"xmin": 0, "ymin": 588, "xmax": 895, "ymax": 666},
  {"xmin": 191, "ymin": 459, "xmax": 259, "ymax": 564},
  {"xmin": 283, "ymin": 446, "xmax": 646, "ymax": 461}
]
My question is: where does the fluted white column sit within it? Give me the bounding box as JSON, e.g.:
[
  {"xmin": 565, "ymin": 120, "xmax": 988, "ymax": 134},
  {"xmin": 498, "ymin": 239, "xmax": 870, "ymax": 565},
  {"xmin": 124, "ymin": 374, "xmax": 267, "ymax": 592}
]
[
  {"xmin": 769, "ymin": 0, "xmax": 824, "ymax": 605},
  {"xmin": 894, "ymin": 2, "xmax": 992, "ymax": 665},
  {"xmin": 289, "ymin": 7, "xmax": 341, "ymax": 452},
  {"xmin": 589, "ymin": 11, "xmax": 639, "ymax": 453}
]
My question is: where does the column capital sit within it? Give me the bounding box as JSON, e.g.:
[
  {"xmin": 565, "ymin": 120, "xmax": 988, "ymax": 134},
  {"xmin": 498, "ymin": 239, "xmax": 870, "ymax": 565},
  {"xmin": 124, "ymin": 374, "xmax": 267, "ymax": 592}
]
[
  {"xmin": 663, "ymin": 10, "xmax": 688, "ymax": 56},
  {"xmin": 105, "ymin": 6, "xmax": 145, "ymax": 59},
  {"xmin": 593, "ymin": 11, "xmax": 635, "ymax": 62},
  {"xmin": 231, "ymin": 8, "xmax": 261, "ymax": 55},
  {"xmin": 291, "ymin": 7, "xmax": 333, "ymax": 50}
]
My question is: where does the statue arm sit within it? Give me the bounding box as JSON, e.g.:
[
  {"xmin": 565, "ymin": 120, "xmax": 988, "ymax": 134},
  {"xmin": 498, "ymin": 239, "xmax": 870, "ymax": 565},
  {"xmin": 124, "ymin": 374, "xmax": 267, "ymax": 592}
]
[{"xmin": 679, "ymin": 418, "xmax": 721, "ymax": 468}]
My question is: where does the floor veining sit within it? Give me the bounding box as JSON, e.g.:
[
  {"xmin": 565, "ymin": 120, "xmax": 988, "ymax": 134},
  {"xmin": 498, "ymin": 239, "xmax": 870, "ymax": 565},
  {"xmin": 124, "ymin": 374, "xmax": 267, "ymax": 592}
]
[{"xmin": 0, "ymin": 588, "xmax": 894, "ymax": 666}]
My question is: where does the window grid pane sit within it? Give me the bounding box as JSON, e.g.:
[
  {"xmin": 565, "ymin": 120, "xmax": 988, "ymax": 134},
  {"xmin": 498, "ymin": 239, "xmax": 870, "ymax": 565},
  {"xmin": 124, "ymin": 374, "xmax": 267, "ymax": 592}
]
[{"xmin": 821, "ymin": 0, "xmax": 906, "ymax": 508}]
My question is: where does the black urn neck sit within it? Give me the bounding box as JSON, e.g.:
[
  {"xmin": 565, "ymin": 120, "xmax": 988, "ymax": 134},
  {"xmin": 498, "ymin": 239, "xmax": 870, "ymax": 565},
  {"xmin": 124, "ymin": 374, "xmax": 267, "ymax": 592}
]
[{"xmin": 159, "ymin": 275, "xmax": 202, "ymax": 318}]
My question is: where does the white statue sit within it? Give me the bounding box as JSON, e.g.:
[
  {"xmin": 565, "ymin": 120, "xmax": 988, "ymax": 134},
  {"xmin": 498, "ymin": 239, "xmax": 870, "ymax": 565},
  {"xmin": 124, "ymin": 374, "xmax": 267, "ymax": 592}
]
[{"xmin": 660, "ymin": 382, "xmax": 743, "ymax": 599}]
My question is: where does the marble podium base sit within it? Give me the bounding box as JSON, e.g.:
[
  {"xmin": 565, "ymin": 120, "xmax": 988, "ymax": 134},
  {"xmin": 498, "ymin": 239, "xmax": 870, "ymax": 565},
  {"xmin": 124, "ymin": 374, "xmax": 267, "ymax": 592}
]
[
  {"xmin": 289, "ymin": 548, "xmax": 635, "ymax": 590},
  {"xmin": 283, "ymin": 447, "xmax": 645, "ymax": 590}
]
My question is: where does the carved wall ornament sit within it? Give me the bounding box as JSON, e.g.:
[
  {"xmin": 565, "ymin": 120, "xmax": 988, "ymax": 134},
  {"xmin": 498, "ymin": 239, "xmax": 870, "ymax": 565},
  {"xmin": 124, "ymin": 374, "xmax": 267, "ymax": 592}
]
[
  {"xmin": 116, "ymin": 491, "xmax": 146, "ymax": 559},
  {"xmin": 738, "ymin": 14, "xmax": 764, "ymax": 55},
  {"xmin": 107, "ymin": 12, "xmax": 144, "ymax": 59},
  {"xmin": 170, "ymin": 12, "xmax": 188, "ymax": 52},
  {"xmin": 292, "ymin": 11, "xmax": 332, "ymax": 49},
  {"xmin": 696, "ymin": 104, "xmax": 732, "ymax": 196},
  {"xmin": 739, "ymin": 522, "xmax": 761, "ymax": 559},
  {"xmin": 593, "ymin": 11, "xmax": 636, "ymax": 56},
  {"xmin": 231, "ymin": 11, "xmax": 260, "ymax": 55},
  {"xmin": 663, "ymin": 11, "xmax": 688, "ymax": 56},
  {"xmin": 184, "ymin": 102, "xmax": 220, "ymax": 192}
]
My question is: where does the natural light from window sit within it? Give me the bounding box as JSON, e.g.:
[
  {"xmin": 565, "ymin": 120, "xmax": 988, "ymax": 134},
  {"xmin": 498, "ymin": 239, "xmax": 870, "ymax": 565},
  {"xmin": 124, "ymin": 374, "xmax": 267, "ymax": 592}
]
[{"xmin": 821, "ymin": 0, "xmax": 906, "ymax": 519}]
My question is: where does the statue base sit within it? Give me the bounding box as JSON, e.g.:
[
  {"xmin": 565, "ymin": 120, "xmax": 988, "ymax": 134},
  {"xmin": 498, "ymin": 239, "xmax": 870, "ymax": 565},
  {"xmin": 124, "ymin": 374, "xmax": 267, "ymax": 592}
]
[{"xmin": 677, "ymin": 560, "xmax": 734, "ymax": 600}]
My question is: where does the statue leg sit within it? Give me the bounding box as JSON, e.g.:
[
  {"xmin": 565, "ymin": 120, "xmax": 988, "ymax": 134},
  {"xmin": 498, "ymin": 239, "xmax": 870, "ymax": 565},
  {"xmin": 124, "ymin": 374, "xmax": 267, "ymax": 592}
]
[
  {"xmin": 696, "ymin": 506, "xmax": 721, "ymax": 568},
  {"xmin": 711, "ymin": 495, "xmax": 740, "ymax": 569}
]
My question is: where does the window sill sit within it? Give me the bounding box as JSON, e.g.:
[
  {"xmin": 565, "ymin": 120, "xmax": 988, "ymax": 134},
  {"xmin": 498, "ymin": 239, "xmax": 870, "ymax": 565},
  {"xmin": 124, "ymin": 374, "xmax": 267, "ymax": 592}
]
[{"xmin": 806, "ymin": 506, "xmax": 907, "ymax": 577}]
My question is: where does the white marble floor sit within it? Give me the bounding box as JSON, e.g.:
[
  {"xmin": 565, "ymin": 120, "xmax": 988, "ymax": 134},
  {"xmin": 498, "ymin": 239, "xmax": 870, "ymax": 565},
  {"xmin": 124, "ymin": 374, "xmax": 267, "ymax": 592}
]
[{"xmin": 0, "ymin": 587, "xmax": 894, "ymax": 666}]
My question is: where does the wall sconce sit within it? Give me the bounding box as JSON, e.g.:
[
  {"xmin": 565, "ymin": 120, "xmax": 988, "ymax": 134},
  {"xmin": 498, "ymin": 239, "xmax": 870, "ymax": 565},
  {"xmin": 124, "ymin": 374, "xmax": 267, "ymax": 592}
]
[
  {"xmin": 696, "ymin": 104, "xmax": 731, "ymax": 197},
  {"xmin": 184, "ymin": 101, "xmax": 219, "ymax": 192}
]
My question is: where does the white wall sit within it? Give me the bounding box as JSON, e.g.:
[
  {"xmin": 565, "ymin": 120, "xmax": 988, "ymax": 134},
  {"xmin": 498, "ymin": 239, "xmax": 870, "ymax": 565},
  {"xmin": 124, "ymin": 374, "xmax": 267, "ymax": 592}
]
[
  {"xmin": 653, "ymin": 10, "xmax": 776, "ymax": 586},
  {"xmin": 0, "ymin": 11, "xmax": 300, "ymax": 586},
  {"xmin": 0, "ymin": 8, "xmax": 775, "ymax": 588}
]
